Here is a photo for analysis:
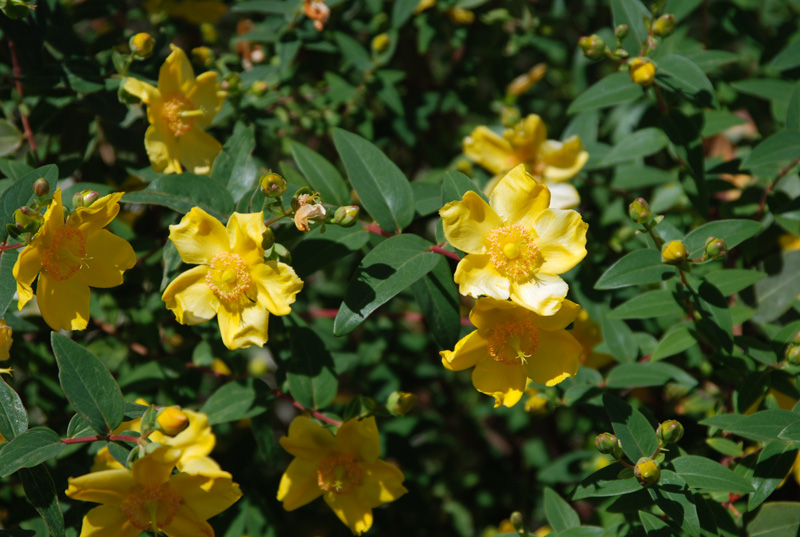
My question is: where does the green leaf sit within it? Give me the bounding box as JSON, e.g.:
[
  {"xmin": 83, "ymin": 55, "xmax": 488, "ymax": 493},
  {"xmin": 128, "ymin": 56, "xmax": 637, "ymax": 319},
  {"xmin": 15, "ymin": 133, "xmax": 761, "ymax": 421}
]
[
  {"xmin": 660, "ymin": 110, "xmax": 705, "ymax": 201},
  {"xmin": 412, "ymin": 182, "xmax": 443, "ymax": 217},
  {"xmin": 696, "ymin": 281, "xmax": 733, "ymax": 353},
  {"xmin": 0, "ymin": 428, "xmax": 65, "ymax": 477},
  {"xmin": 0, "ymin": 164, "xmax": 58, "ymax": 244},
  {"xmin": 611, "ymin": 164, "xmax": 674, "ymax": 189},
  {"xmin": 290, "ymin": 141, "xmax": 351, "ymax": 206},
  {"xmin": 19, "ymin": 465, "xmax": 65, "ymax": 537},
  {"xmin": 200, "ymin": 379, "xmax": 272, "ymax": 425},
  {"xmin": 334, "ymin": 234, "xmax": 440, "ymax": 336},
  {"xmin": 285, "ymin": 317, "xmax": 338, "ymax": 410},
  {"xmin": 706, "ymin": 437, "xmax": 744, "ymax": 457},
  {"xmin": 595, "ymin": 249, "xmax": 677, "ymax": 289},
  {"xmin": 602, "ymin": 316, "xmax": 637, "ymax": 363},
  {"xmin": 787, "ymin": 83, "xmax": 800, "ymax": 131},
  {"xmin": 700, "ymin": 110, "xmax": 748, "ymax": 138},
  {"xmin": 544, "ymin": 487, "xmax": 580, "ymax": 533},
  {"xmin": 649, "ymin": 470, "xmax": 701, "ymax": 537},
  {"xmin": 707, "ymin": 409, "xmax": 800, "ymax": 442},
  {"xmin": 732, "ymin": 79, "xmax": 796, "ymax": 103},
  {"xmin": 232, "ymin": 0, "xmax": 298, "ymax": 15},
  {"xmin": 670, "ymin": 455, "xmax": 754, "ymax": 494},
  {"xmin": 752, "ymin": 250, "xmax": 800, "ymax": 324},
  {"xmin": 777, "ymin": 421, "xmax": 800, "ymax": 442},
  {"xmin": 572, "ymin": 464, "xmax": 642, "ymax": 499},
  {"xmin": 640, "ymin": 511, "xmax": 675, "ymax": 535},
  {"xmin": 333, "ymin": 129, "xmax": 415, "ymax": 233},
  {"xmin": 604, "ymin": 394, "xmax": 658, "ymax": 462},
  {"xmin": 211, "ymin": 122, "xmax": 257, "ymax": 204},
  {"xmin": 391, "ymin": 0, "xmax": 417, "ymax": 28},
  {"xmin": 684, "ymin": 219, "xmax": 762, "ymax": 258},
  {"xmin": 440, "ymin": 170, "xmax": 488, "ymax": 205},
  {"xmin": 747, "ymin": 502, "xmax": 800, "ymax": 537},
  {"xmin": 655, "ymin": 55, "xmax": 719, "ymax": 108},
  {"xmin": 0, "ymin": 248, "xmax": 19, "ymax": 321},
  {"xmin": 559, "ymin": 528, "xmax": 605, "ymax": 537},
  {"xmin": 334, "ymin": 32, "xmax": 373, "ymax": 72},
  {"xmin": 123, "ymin": 173, "xmax": 234, "ymax": 222},
  {"xmin": 770, "ymin": 41, "xmax": 800, "ymax": 72},
  {"xmin": 291, "ymin": 225, "xmax": 371, "ymax": 278},
  {"xmin": 610, "ymin": 0, "xmax": 650, "ymax": 55},
  {"xmin": 410, "ymin": 256, "xmax": 461, "ymax": 350},
  {"xmin": 742, "ymin": 131, "xmax": 800, "ymax": 175},
  {"xmin": 651, "ymin": 323, "xmax": 696, "ymax": 361},
  {"xmin": 749, "ymin": 440, "xmax": 799, "ymax": 510},
  {"xmin": 51, "ymin": 333, "xmax": 125, "ymax": 435},
  {"xmin": 0, "ymin": 119, "xmax": 23, "ymax": 157},
  {"xmin": 608, "ymin": 290, "xmax": 682, "ymax": 319},
  {"xmin": 568, "ymin": 72, "xmax": 642, "ymax": 115},
  {"xmin": 704, "ymin": 269, "xmax": 766, "ymax": 296},
  {"xmin": 681, "ymin": 50, "xmax": 739, "ymax": 73},
  {"xmin": 0, "ymin": 377, "xmax": 27, "ymax": 440},
  {"xmin": 598, "ymin": 128, "xmax": 669, "ymax": 167},
  {"xmin": 606, "ymin": 362, "xmax": 697, "ymax": 389}
]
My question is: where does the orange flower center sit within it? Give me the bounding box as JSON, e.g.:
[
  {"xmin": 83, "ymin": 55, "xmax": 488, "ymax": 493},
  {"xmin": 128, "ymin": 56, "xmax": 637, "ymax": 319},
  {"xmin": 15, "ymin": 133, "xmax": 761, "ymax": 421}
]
[
  {"xmin": 41, "ymin": 227, "xmax": 87, "ymax": 281},
  {"xmin": 317, "ymin": 453, "xmax": 363, "ymax": 495},
  {"xmin": 206, "ymin": 252, "xmax": 252, "ymax": 302},
  {"xmin": 120, "ymin": 484, "xmax": 181, "ymax": 532},
  {"xmin": 487, "ymin": 224, "xmax": 542, "ymax": 281},
  {"xmin": 161, "ymin": 94, "xmax": 200, "ymax": 137},
  {"xmin": 487, "ymin": 320, "xmax": 539, "ymax": 365}
]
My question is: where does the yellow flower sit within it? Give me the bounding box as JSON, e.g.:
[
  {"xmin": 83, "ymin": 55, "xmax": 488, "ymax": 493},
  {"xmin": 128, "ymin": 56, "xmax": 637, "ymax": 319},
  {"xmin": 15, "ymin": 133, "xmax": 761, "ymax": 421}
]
[
  {"xmin": 441, "ymin": 297, "xmax": 583, "ymax": 408},
  {"xmin": 162, "ymin": 207, "xmax": 303, "ymax": 350},
  {"xmin": 12, "ymin": 190, "xmax": 136, "ymax": 331},
  {"xmin": 523, "ymin": 386, "xmax": 549, "ymax": 415},
  {"xmin": 629, "ymin": 58, "xmax": 656, "ymax": 87},
  {"xmin": 0, "ymin": 319, "xmax": 11, "ymax": 360},
  {"xmin": 779, "ymin": 234, "xmax": 800, "ymax": 251},
  {"xmin": 67, "ymin": 446, "xmax": 241, "ymax": 537},
  {"xmin": 464, "ymin": 114, "xmax": 588, "ymax": 209},
  {"xmin": 439, "ymin": 165, "xmax": 588, "ymax": 316},
  {"xmin": 277, "ymin": 416, "xmax": 408, "ymax": 535},
  {"xmin": 414, "ymin": 0, "xmax": 435, "ymax": 14},
  {"xmin": 124, "ymin": 46, "xmax": 224, "ymax": 175},
  {"xmin": 144, "ymin": 0, "xmax": 227, "ymax": 24},
  {"xmin": 571, "ymin": 309, "xmax": 614, "ymax": 369}
]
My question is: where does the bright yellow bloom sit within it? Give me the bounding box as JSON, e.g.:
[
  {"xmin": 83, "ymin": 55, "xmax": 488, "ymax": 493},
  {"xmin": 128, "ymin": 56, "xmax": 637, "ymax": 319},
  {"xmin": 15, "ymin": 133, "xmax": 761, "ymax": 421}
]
[
  {"xmin": 439, "ymin": 165, "xmax": 588, "ymax": 316},
  {"xmin": 162, "ymin": 207, "xmax": 303, "ymax": 350},
  {"xmin": 67, "ymin": 446, "xmax": 241, "ymax": 537},
  {"xmin": 571, "ymin": 309, "xmax": 614, "ymax": 370},
  {"xmin": 124, "ymin": 46, "xmax": 224, "ymax": 175},
  {"xmin": 144, "ymin": 0, "xmax": 227, "ymax": 24},
  {"xmin": 13, "ymin": 190, "xmax": 136, "ymax": 331},
  {"xmin": 0, "ymin": 319, "xmax": 11, "ymax": 360},
  {"xmin": 277, "ymin": 416, "xmax": 408, "ymax": 535},
  {"xmin": 441, "ymin": 297, "xmax": 582, "ymax": 408},
  {"xmin": 464, "ymin": 114, "xmax": 588, "ymax": 209}
]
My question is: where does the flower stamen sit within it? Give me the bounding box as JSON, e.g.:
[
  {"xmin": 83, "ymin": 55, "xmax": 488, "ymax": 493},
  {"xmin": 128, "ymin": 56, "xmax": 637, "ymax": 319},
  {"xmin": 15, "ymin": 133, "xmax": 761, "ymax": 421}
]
[
  {"xmin": 317, "ymin": 453, "xmax": 363, "ymax": 494},
  {"xmin": 161, "ymin": 94, "xmax": 197, "ymax": 137},
  {"xmin": 41, "ymin": 227, "xmax": 87, "ymax": 281},
  {"xmin": 120, "ymin": 484, "xmax": 181, "ymax": 532},
  {"xmin": 487, "ymin": 224, "xmax": 542, "ymax": 281},
  {"xmin": 205, "ymin": 252, "xmax": 252, "ymax": 302},
  {"xmin": 487, "ymin": 320, "xmax": 539, "ymax": 365}
]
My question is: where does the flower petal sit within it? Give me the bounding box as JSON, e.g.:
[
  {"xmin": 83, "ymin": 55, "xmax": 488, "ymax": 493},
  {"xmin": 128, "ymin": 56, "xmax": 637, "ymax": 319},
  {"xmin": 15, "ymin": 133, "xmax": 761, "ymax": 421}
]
[
  {"xmin": 279, "ymin": 416, "xmax": 336, "ymax": 461},
  {"xmin": 169, "ymin": 206, "xmax": 229, "ymax": 265},
  {"xmin": 534, "ymin": 209, "xmax": 588, "ymax": 275},
  {"xmin": 167, "ymin": 1, "xmax": 227, "ymax": 24},
  {"xmin": 69, "ymin": 192, "xmax": 124, "ymax": 232},
  {"xmin": 226, "ymin": 212, "xmax": 266, "ymax": 265},
  {"xmin": 168, "ymin": 473, "xmax": 242, "ymax": 520},
  {"xmin": 489, "ymin": 165, "xmax": 551, "ymax": 229},
  {"xmin": 176, "ymin": 456, "xmax": 228, "ymax": 477},
  {"xmin": 470, "ymin": 296, "xmax": 580, "ymax": 332},
  {"xmin": 162, "ymin": 265, "xmax": 220, "ymax": 325},
  {"xmin": 253, "ymin": 261, "xmax": 303, "ymax": 316},
  {"xmin": 176, "ymin": 127, "xmax": 222, "ymax": 175},
  {"xmin": 132, "ymin": 446, "xmax": 181, "ymax": 487},
  {"xmin": 75, "ymin": 229, "xmax": 136, "ymax": 289},
  {"xmin": 216, "ymin": 301, "xmax": 269, "ymax": 350},
  {"xmin": 155, "ymin": 409, "xmax": 215, "ymax": 461},
  {"xmin": 527, "ymin": 330, "xmax": 581, "ymax": 386},
  {"xmin": 546, "ymin": 182, "xmax": 581, "ymax": 210},
  {"xmin": 507, "ymin": 114, "xmax": 547, "ymax": 155},
  {"xmin": 13, "ymin": 244, "xmax": 42, "ymax": 310},
  {"xmin": 159, "ymin": 45, "xmax": 196, "ymax": 97},
  {"xmin": 336, "ymin": 416, "xmax": 381, "ymax": 462},
  {"xmin": 65, "ymin": 469, "xmax": 135, "ymax": 504},
  {"xmin": 454, "ymin": 254, "xmax": 511, "ymax": 301},
  {"xmin": 441, "ymin": 329, "xmax": 488, "ymax": 372},
  {"xmin": 464, "ymin": 126, "xmax": 516, "ymax": 175},
  {"xmin": 540, "ymin": 136, "xmax": 589, "ymax": 183},
  {"xmin": 146, "ymin": 123, "xmax": 182, "ymax": 174},
  {"xmin": 471, "ymin": 358, "xmax": 527, "ymax": 408},
  {"xmin": 439, "ymin": 191, "xmax": 503, "ymax": 255},
  {"xmin": 359, "ymin": 460, "xmax": 408, "ymax": 508},
  {"xmin": 162, "ymin": 506, "xmax": 215, "ymax": 537},
  {"xmin": 123, "ymin": 77, "xmax": 160, "ymax": 105},
  {"xmin": 509, "ymin": 273, "xmax": 569, "ymax": 317},
  {"xmin": 186, "ymin": 72, "xmax": 224, "ymax": 128},
  {"xmin": 78, "ymin": 505, "xmax": 141, "ymax": 537},
  {"xmin": 37, "ymin": 273, "xmax": 90, "ymax": 331},
  {"xmin": 324, "ymin": 491, "xmax": 374, "ymax": 536},
  {"xmin": 277, "ymin": 458, "xmax": 325, "ymax": 511}
]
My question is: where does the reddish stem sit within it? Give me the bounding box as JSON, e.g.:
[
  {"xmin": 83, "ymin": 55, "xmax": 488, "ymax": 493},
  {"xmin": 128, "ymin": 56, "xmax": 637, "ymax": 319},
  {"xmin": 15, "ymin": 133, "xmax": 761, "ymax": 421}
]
[
  {"xmin": 0, "ymin": 243, "xmax": 23, "ymax": 252},
  {"xmin": 8, "ymin": 39, "xmax": 39, "ymax": 164},
  {"xmin": 430, "ymin": 244, "xmax": 460, "ymax": 261},
  {"xmin": 755, "ymin": 156, "xmax": 800, "ymax": 220},
  {"xmin": 364, "ymin": 222, "xmax": 461, "ymax": 261},
  {"xmin": 62, "ymin": 434, "xmax": 141, "ymax": 445},
  {"xmin": 364, "ymin": 222, "xmax": 393, "ymax": 237},
  {"xmin": 274, "ymin": 389, "xmax": 343, "ymax": 427}
]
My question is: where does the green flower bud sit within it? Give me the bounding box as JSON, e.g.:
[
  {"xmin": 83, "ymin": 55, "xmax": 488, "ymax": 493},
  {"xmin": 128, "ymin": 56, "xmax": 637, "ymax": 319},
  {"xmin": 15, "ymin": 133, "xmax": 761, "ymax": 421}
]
[
  {"xmin": 222, "ymin": 72, "xmax": 242, "ymax": 95},
  {"xmin": 654, "ymin": 14, "xmax": 676, "ymax": 37},
  {"xmin": 33, "ymin": 177, "xmax": 50, "ymax": 198},
  {"xmin": 13, "ymin": 206, "xmax": 41, "ymax": 233},
  {"xmin": 262, "ymin": 227, "xmax": 275, "ymax": 250},
  {"xmin": 386, "ymin": 391, "xmax": 417, "ymax": 416},
  {"xmin": 250, "ymin": 80, "xmax": 269, "ymax": 96},
  {"xmin": 3, "ymin": 0, "xmax": 32, "ymax": 19},
  {"xmin": 333, "ymin": 206, "xmax": 360, "ymax": 227},
  {"xmin": 662, "ymin": 240, "xmax": 688, "ymax": 265},
  {"xmin": 613, "ymin": 48, "xmax": 630, "ymax": 60},
  {"xmin": 704, "ymin": 237, "xmax": 727, "ymax": 260},
  {"xmin": 129, "ymin": 32, "xmax": 155, "ymax": 60},
  {"xmin": 657, "ymin": 420, "xmax": 684, "ymax": 444},
  {"xmin": 629, "ymin": 197, "xmax": 652, "ymax": 225},
  {"xmin": 595, "ymin": 432, "xmax": 618, "ymax": 455},
  {"xmin": 615, "ymin": 24, "xmax": 629, "ymax": 39},
  {"xmin": 80, "ymin": 190, "xmax": 100, "ymax": 208},
  {"xmin": 72, "ymin": 192, "xmax": 85, "ymax": 209},
  {"xmin": 578, "ymin": 35, "xmax": 607, "ymax": 60},
  {"xmin": 509, "ymin": 511, "xmax": 523, "ymax": 529},
  {"xmin": 634, "ymin": 457, "xmax": 660, "ymax": 486},
  {"xmin": 260, "ymin": 173, "xmax": 287, "ymax": 198},
  {"xmin": 192, "ymin": 46, "xmax": 215, "ymax": 67},
  {"xmin": 786, "ymin": 344, "xmax": 800, "ymax": 365},
  {"xmin": 501, "ymin": 106, "xmax": 522, "ymax": 128}
]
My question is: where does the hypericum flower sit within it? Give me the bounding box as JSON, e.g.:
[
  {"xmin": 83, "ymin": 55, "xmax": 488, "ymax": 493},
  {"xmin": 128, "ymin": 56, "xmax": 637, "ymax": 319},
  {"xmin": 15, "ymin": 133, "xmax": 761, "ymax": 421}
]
[
  {"xmin": 13, "ymin": 189, "xmax": 136, "ymax": 331},
  {"xmin": 144, "ymin": 0, "xmax": 227, "ymax": 24},
  {"xmin": 571, "ymin": 309, "xmax": 614, "ymax": 370},
  {"xmin": 67, "ymin": 446, "xmax": 241, "ymax": 537},
  {"xmin": 162, "ymin": 207, "xmax": 303, "ymax": 350},
  {"xmin": 304, "ymin": 0, "xmax": 330, "ymax": 31},
  {"xmin": 441, "ymin": 297, "xmax": 582, "ymax": 408},
  {"xmin": 277, "ymin": 416, "xmax": 407, "ymax": 535},
  {"xmin": 293, "ymin": 193, "xmax": 327, "ymax": 232},
  {"xmin": 0, "ymin": 319, "xmax": 11, "ymax": 361},
  {"xmin": 439, "ymin": 165, "xmax": 588, "ymax": 316},
  {"xmin": 464, "ymin": 114, "xmax": 588, "ymax": 209},
  {"xmin": 123, "ymin": 45, "xmax": 224, "ymax": 175}
]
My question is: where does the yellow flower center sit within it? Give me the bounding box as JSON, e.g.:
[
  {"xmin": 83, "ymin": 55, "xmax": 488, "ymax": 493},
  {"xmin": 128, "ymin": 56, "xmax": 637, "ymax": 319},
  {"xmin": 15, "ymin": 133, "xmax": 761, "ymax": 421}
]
[
  {"xmin": 487, "ymin": 224, "xmax": 542, "ymax": 281},
  {"xmin": 317, "ymin": 453, "xmax": 364, "ymax": 495},
  {"xmin": 487, "ymin": 320, "xmax": 539, "ymax": 365},
  {"xmin": 41, "ymin": 227, "xmax": 87, "ymax": 281},
  {"xmin": 120, "ymin": 484, "xmax": 181, "ymax": 532},
  {"xmin": 161, "ymin": 94, "xmax": 201, "ymax": 137},
  {"xmin": 205, "ymin": 252, "xmax": 253, "ymax": 302}
]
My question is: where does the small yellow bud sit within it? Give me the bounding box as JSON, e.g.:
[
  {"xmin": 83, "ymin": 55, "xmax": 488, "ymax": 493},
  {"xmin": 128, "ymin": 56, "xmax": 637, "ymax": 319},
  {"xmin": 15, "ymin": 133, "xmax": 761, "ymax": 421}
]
[
  {"xmin": 192, "ymin": 47, "xmax": 215, "ymax": 67},
  {"xmin": 386, "ymin": 391, "xmax": 417, "ymax": 416},
  {"xmin": 200, "ymin": 23, "xmax": 219, "ymax": 44},
  {"xmin": 13, "ymin": 206, "xmax": 41, "ymax": 233},
  {"xmin": 634, "ymin": 457, "xmax": 660, "ymax": 486},
  {"xmin": 654, "ymin": 14, "xmax": 676, "ymax": 38},
  {"xmin": 211, "ymin": 358, "xmax": 231, "ymax": 376},
  {"xmin": 129, "ymin": 33, "xmax": 155, "ymax": 60},
  {"xmin": 578, "ymin": 35, "xmax": 607, "ymax": 60},
  {"xmin": 414, "ymin": 0, "xmax": 435, "ymax": 14},
  {"xmin": 447, "ymin": 7, "xmax": 474, "ymax": 25},
  {"xmin": 661, "ymin": 240, "xmax": 688, "ymax": 265},
  {"xmin": 629, "ymin": 58, "xmax": 656, "ymax": 87},
  {"xmin": 0, "ymin": 319, "xmax": 12, "ymax": 361},
  {"xmin": 507, "ymin": 63, "xmax": 548, "ymax": 97},
  {"xmin": 371, "ymin": 33, "xmax": 391, "ymax": 53},
  {"xmin": 157, "ymin": 407, "xmax": 190, "ymax": 436},
  {"xmin": 248, "ymin": 356, "xmax": 270, "ymax": 376}
]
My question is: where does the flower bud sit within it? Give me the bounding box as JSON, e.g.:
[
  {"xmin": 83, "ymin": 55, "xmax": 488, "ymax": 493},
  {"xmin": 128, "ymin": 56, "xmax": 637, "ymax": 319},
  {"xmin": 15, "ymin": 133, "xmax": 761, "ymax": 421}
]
[
  {"xmin": 250, "ymin": 80, "xmax": 269, "ymax": 96},
  {"xmin": 595, "ymin": 432, "xmax": 622, "ymax": 458},
  {"xmin": 507, "ymin": 63, "xmax": 547, "ymax": 97},
  {"xmin": 13, "ymin": 206, "xmax": 41, "ymax": 233},
  {"xmin": 33, "ymin": 178, "xmax": 50, "ymax": 198},
  {"xmin": 578, "ymin": 35, "xmax": 607, "ymax": 60},
  {"xmin": 634, "ymin": 457, "xmax": 660, "ymax": 486},
  {"xmin": 386, "ymin": 391, "xmax": 417, "ymax": 416},
  {"xmin": 3, "ymin": 0, "xmax": 33, "ymax": 19},
  {"xmin": 332, "ymin": 205, "xmax": 360, "ymax": 227},
  {"xmin": 657, "ymin": 420, "xmax": 684, "ymax": 444},
  {"xmin": 662, "ymin": 240, "xmax": 688, "ymax": 265},
  {"xmin": 262, "ymin": 227, "xmax": 275, "ymax": 249},
  {"xmin": 615, "ymin": 24, "xmax": 629, "ymax": 39},
  {"xmin": 260, "ymin": 173, "xmax": 287, "ymax": 198},
  {"xmin": 200, "ymin": 22, "xmax": 218, "ymax": 44},
  {"xmin": 75, "ymin": 190, "xmax": 100, "ymax": 209},
  {"xmin": 221, "ymin": 72, "xmax": 242, "ymax": 95},
  {"xmin": 129, "ymin": 32, "xmax": 155, "ymax": 60},
  {"xmin": 157, "ymin": 407, "xmax": 190, "ymax": 436},
  {"xmin": 509, "ymin": 511, "xmax": 523, "ymax": 529},
  {"xmin": 654, "ymin": 14, "xmax": 676, "ymax": 38},
  {"xmin": 628, "ymin": 197, "xmax": 652, "ymax": 224},
  {"xmin": 629, "ymin": 58, "xmax": 656, "ymax": 87},
  {"xmin": 786, "ymin": 344, "xmax": 800, "ymax": 365},
  {"xmin": 704, "ymin": 237, "xmax": 727, "ymax": 260},
  {"xmin": 612, "ymin": 48, "xmax": 629, "ymax": 60},
  {"xmin": 372, "ymin": 33, "xmax": 391, "ymax": 53},
  {"xmin": 192, "ymin": 46, "xmax": 215, "ymax": 67},
  {"xmin": 447, "ymin": 7, "xmax": 475, "ymax": 25},
  {"xmin": 501, "ymin": 106, "xmax": 522, "ymax": 128},
  {"xmin": 0, "ymin": 319, "xmax": 13, "ymax": 361}
]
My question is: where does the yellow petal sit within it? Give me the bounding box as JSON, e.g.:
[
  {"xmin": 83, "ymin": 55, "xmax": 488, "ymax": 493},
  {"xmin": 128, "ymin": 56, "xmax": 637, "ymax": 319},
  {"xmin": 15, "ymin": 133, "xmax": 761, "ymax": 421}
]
[
  {"xmin": 277, "ymin": 458, "xmax": 325, "ymax": 511},
  {"xmin": 176, "ymin": 127, "xmax": 222, "ymax": 175},
  {"xmin": 471, "ymin": 358, "xmax": 527, "ymax": 408},
  {"xmin": 489, "ymin": 165, "xmax": 551, "ymax": 229},
  {"xmin": 158, "ymin": 45, "xmax": 196, "ymax": 97},
  {"xmin": 279, "ymin": 415, "xmax": 335, "ymax": 461},
  {"xmin": 132, "ymin": 446, "xmax": 181, "ymax": 487},
  {"xmin": 335, "ymin": 416, "xmax": 381, "ymax": 462},
  {"xmin": 226, "ymin": 212, "xmax": 266, "ymax": 265},
  {"xmin": 539, "ymin": 136, "xmax": 589, "ymax": 183},
  {"xmin": 176, "ymin": 456, "xmax": 227, "ymax": 477},
  {"xmin": 162, "ymin": 265, "xmax": 220, "ymax": 325},
  {"xmin": 534, "ymin": 209, "xmax": 588, "ymax": 275},
  {"xmin": 69, "ymin": 192, "xmax": 124, "ymax": 233},
  {"xmin": 507, "ymin": 114, "xmax": 547, "ymax": 155},
  {"xmin": 75, "ymin": 229, "xmax": 136, "ymax": 289},
  {"xmin": 509, "ymin": 273, "xmax": 569, "ymax": 317},
  {"xmin": 169, "ymin": 206, "xmax": 229, "ymax": 265},
  {"xmin": 454, "ymin": 254, "xmax": 511, "ymax": 301},
  {"xmin": 167, "ymin": 1, "xmax": 227, "ymax": 24},
  {"xmin": 324, "ymin": 491, "xmax": 374, "ymax": 535},
  {"xmin": 440, "ymin": 329, "xmax": 488, "ymax": 372},
  {"xmin": 527, "ymin": 330, "xmax": 581, "ymax": 386},
  {"xmin": 158, "ymin": 409, "xmax": 216, "ymax": 461},
  {"xmin": 37, "ymin": 273, "xmax": 90, "ymax": 331},
  {"xmin": 13, "ymin": 244, "xmax": 42, "ymax": 310},
  {"xmin": 253, "ymin": 261, "xmax": 303, "ymax": 316},
  {"xmin": 439, "ymin": 191, "xmax": 503, "ymax": 255},
  {"xmin": 162, "ymin": 506, "xmax": 215, "ymax": 537},
  {"xmin": 216, "ymin": 302, "xmax": 269, "ymax": 350},
  {"xmin": 145, "ymin": 123, "xmax": 182, "ymax": 174},
  {"xmin": 168, "ymin": 473, "xmax": 242, "ymax": 520},
  {"xmin": 464, "ymin": 126, "xmax": 516, "ymax": 175},
  {"xmin": 78, "ymin": 505, "xmax": 141, "ymax": 537},
  {"xmin": 545, "ymin": 182, "xmax": 581, "ymax": 210},
  {"xmin": 186, "ymin": 72, "xmax": 223, "ymax": 129},
  {"xmin": 65, "ymin": 469, "xmax": 135, "ymax": 504},
  {"xmin": 123, "ymin": 77, "xmax": 160, "ymax": 105},
  {"xmin": 470, "ymin": 297, "xmax": 580, "ymax": 332},
  {"xmin": 359, "ymin": 460, "xmax": 408, "ymax": 508}
]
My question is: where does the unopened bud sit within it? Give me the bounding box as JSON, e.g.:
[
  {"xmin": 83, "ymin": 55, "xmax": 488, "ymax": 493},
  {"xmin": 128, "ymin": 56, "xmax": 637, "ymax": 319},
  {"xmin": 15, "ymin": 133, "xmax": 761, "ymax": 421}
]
[
  {"xmin": 629, "ymin": 58, "xmax": 656, "ymax": 87},
  {"xmin": 786, "ymin": 344, "xmax": 800, "ymax": 365},
  {"xmin": 157, "ymin": 407, "xmax": 190, "ymax": 436},
  {"xmin": 129, "ymin": 32, "xmax": 155, "ymax": 60},
  {"xmin": 372, "ymin": 33, "xmax": 391, "ymax": 53},
  {"xmin": 250, "ymin": 80, "xmax": 269, "ymax": 96},
  {"xmin": 595, "ymin": 432, "xmax": 620, "ymax": 456},
  {"xmin": 578, "ymin": 34, "xmax": 607, "ymax": 60},
  {"xmin": 386, "ymin": 391, "xmax": 417, "ymax": 416},
  {"xmin": 192, "ymin": 46, "xmax": 215, "ymax": 67},
  {"xmin": 13, "ymin": 207, "xmax": 41, "ymax": 233},
  {"xmin": 3, "ymin": 0, "xmax": 32, "ymax": 19},
  {"xmin": 628, "ymin": 197, "xmax": 652, "ymax": 224},
  {"xmin": 634, "ymin": 457, "xmax": 660, "ymax": 486},
  {"xmin": 657, "ymin": 420, "xmax": 684, "ymax": 444},
  {"xmin": 507, "ymin": 63, "xmax": 547, "ymax": 97},
  {"xmin": 704, "ymin": 237, "xmax": 727, "ymax": 260},
  {"xmin": 509, "ymin": 511, "xmax": 524, "ymax": 529},
  {"xmin": 654, "ymin": 14, "xmax": 676, "ymax": 38},
  {"xmin": 78, "ymin": 190, "xmax": 100, "ymax": 208},
  {"xmin": 221, "ymin": 72, "xmax": 242, "ymax": 95},
  {"xmin": 613, "ymin": 48, "xmax": 629, "ymax": 60},
  {"xmin": 501, "ymin": 106, "xmax": 522, "ymax": 128},
  {"xmin": 333, "ymin": 206, "xmax": 360, "ymax": 227},
  {"xmin": 615, "ymin": 24, "xmax": 629, "ymax": 39},
  {"xmin": 0, "ymin": 319, "xmax": 13, "ymax": 361},
  {"xmin": 33, "ymin": 178, "xmax": 50, "ymax": 198},
  {"xmin": 262, "ymin": 227, "xmax": 275, "ymax": 249},
  {"xmin": 662, "ymin": 240, "xmax": 688, "ymax": 265},
  {"xmin": 260, "ymin": 173, "xmax": 287, "ymax": 198},
  {"xmin": 200, "ymin": 22, "xmax": 218, "ymax": 44}
]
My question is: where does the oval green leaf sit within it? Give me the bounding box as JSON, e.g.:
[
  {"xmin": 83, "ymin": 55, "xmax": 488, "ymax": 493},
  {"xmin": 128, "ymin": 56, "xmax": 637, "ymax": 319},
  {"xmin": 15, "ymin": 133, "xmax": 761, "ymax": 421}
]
[{"xmin": 291, "ymin": 141, "xmax": 351, "ymax": 206}]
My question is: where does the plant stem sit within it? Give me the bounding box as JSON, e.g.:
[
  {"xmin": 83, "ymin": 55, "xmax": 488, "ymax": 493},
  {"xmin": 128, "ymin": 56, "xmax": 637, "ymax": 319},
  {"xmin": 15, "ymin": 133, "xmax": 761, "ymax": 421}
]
[
  {"xmin": 8, "ymin": 38, "xmax": 39, "ymax": 165},
  {"xmin": 755, "ymin": 156, "xmax": 800, "ymax": 220},
  {"xmin": 274, "ymin": 389, "xmax": 343, "ymax": 427},
  {"xmin": 62, "ymin": 434, "xmax": 141, "ymax": 445}
]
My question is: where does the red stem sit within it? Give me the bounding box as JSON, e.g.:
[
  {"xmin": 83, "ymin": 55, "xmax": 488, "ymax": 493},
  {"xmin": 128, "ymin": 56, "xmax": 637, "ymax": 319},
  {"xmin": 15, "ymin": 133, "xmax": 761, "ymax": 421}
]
[
  {"xmin": 8, "ymin": 39, "xmax": 39, "ymax": 165},
  {"xmin": 62, "ymin": 434, "xmax": 141, "ymax": 445},
  {"xmin": 755, "ymin": 156, "xmax": 800, "ymax": 220},
  {"xmin": 0, "ymin": 243, "xmax": 23, "ymax": 252},
  {"xmin": 364, "ymin": 222, "xmax": 461, "ymax": 261},
  {"xmin": 364, "ymin": 222, "xmax": 393, "ymax": 237},
  {"xmin": 274, "ymin": 389, "xmax": 343, "ymax": 427},
  {"xmin": 430, "ymin": 244, "xmax": 460, "ymax": 261}
]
